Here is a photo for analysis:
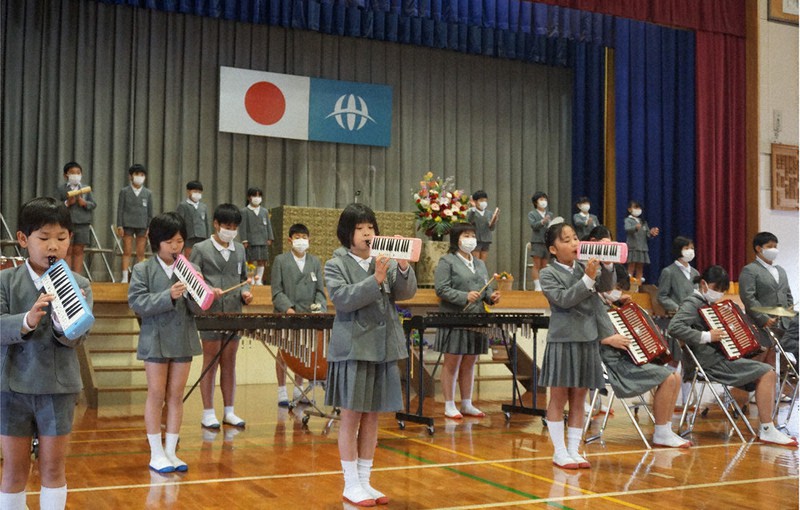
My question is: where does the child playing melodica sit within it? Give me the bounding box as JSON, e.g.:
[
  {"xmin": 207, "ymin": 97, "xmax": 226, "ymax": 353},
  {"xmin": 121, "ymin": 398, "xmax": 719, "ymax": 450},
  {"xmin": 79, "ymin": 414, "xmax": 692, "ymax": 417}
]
[
  {"xmin": 324, "ymin": 204, "xmax": 417, "ymax": 506},
  {"xmin": 539, "ymin": 223, "xmax": 627, "ymax": 469},
  {"xmin": 190, "ymin": 204, "xmax": 253, "ymax": 430},
  {"xmin": 0, "ymin": 197, "xmax": 93, "ymax": 510},
  {"xmin": 624, "ymin": 200, "xmax": 659, "ymax": 283},
  {"xmin": 240, "ymin": 187, "xmax": 274, "ymax": 285},
  {"xmin": 128, "ymin": 212, "xmax": 204, "ymax": 473}
]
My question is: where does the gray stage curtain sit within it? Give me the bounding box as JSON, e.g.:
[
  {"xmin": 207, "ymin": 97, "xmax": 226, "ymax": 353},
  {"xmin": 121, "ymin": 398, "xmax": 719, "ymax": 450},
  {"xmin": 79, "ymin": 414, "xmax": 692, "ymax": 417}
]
[{"xmin": 1, "ymin": 0, "xmax": 572, "ymax": 281}]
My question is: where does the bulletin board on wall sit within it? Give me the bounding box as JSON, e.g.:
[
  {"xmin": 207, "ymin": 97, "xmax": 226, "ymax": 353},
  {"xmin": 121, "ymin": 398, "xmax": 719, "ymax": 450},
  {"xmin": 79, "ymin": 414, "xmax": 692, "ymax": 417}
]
[{"xmin": 771, "ymin": 143, "xmax": 799, "ymax": 210}]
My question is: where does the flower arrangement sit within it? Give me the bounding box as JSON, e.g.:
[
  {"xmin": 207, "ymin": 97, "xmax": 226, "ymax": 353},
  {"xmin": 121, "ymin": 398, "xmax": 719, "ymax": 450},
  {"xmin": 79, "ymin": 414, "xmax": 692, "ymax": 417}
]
[
  {"xmin": 497, "ymin": 271, "xmax": 513, "ymax": 280},
  {"xmin": 413, "ymin": 172, "xmax": 470, "ymax": 239}
]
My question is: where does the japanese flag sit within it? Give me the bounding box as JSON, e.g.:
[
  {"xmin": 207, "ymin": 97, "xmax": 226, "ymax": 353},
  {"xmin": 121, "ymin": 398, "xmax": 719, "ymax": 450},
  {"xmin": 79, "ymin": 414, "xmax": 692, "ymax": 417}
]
[{"xmin": 219, "ymin": 67, "xmax": 310, "ymax": 140}]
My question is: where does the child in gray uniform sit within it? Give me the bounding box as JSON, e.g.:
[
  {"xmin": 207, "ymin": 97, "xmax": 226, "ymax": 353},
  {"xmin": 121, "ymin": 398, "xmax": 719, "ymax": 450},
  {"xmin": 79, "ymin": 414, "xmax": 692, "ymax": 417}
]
[
  {"xmin": 1, "ymin": 197, "xmax": 94, "ymax": 510},
  {"xmin": 466, "ymin": 190, "xmax": 499, "ymax": 262},
  {"xmin": 175, "ymin": 180, "xmax": 209, "ymax": 258},
  {"xmin": 240, "ymin": 187, "xmax": 273, "ymax": 285},
  {"xmin": 117, "ymin": 164, "xmax": 153, "ymax": 283},
  {"xmin": 58, "ymin": 161, "xmax": 96, "ymax": 274},
  {"xmin": 624, "ymin": 200, "xmax": 659, "ymax": 283}
]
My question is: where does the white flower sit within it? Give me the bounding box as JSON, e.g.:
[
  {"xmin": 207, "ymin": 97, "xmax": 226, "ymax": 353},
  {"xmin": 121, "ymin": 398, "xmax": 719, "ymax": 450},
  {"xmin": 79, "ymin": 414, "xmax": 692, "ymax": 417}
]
[
  {"xmin": 413, "ymin": 193, "xmax": 420, "ymax": 200},
  {"xmin": 443, "ymin": 209, "xmax": 453, "ymax": 217},
  {"xmin": 431, "ymin": 203, "xmax": 440, "ymax": 211},
  {"xmin": 419, "ymin": 199, "xmax": 430, "ymax": 208},
  {"xmin": 446, "ymin": 192, "xmax": 452, "ymax": 199},
  {"xmin": 438, "ymin": 196, "xmax": 450, "ymax": 206}
]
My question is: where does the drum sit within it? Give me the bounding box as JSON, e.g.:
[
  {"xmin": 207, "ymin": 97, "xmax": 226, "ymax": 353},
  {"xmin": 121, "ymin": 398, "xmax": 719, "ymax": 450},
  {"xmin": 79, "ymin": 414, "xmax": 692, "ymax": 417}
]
[{"xmin": 279, "ymin": 330, "xmax": 328, "ymax": 381}]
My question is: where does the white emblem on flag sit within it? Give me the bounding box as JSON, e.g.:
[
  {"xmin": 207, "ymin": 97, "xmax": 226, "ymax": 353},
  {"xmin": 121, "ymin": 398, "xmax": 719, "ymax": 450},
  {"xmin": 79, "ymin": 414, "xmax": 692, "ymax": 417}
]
[{"xmin": 326, "ymin": 94, "xmax": 375, "ymax": 131}]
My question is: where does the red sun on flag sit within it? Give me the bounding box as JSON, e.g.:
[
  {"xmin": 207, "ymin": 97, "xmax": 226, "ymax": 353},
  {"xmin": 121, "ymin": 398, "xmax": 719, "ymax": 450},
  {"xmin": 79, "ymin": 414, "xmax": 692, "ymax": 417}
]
[{"xmin": 244, "ymin": 82, "xmax": 286, "ymax": 126}]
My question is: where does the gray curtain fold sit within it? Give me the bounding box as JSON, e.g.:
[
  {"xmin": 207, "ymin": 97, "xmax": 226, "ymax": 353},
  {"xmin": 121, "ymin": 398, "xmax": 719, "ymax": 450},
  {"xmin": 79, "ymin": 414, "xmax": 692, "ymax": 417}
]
[{"xmin": 1, "ymin": 0, "xmax": 572, "ymax": 282}]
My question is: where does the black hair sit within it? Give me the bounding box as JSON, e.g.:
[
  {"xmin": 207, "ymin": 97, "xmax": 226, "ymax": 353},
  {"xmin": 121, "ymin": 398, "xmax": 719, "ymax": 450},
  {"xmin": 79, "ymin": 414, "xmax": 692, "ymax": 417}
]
[
  {"xmin": 628, "ymin": 200, "xmax": 642, "ymax": 209},
  {"xmin": 693, "ymin": 265, "xmax": 730, "ymax": 292},
  {"xmin": 752, "ymin": 231, "xmax": 779, "ymax": 251},
  {"xmin": 213, "ymin": 203, "xmax": 242, "ymax": 226},
  {"xmin": 18, "ymin": 197, "xmax": 73, "ymax": 236},
  {"xmin": 587, "ymin": 225, "xmax": 612, "ymax": 242},
  {"xmin": 576, "ymin": 196, "xmax": 590, "ymax": 206},
  {"xmin": 63, "ymin": 161, "xmax": 82, "ymax": 175},
  {"xmin": 472, "ymin": 190, "xmax": 488, "ymax": 201},
  {"xmin": 247, "ymin": 187, "xmax": 263, "ymax": 198},
  {"xmin": 448, "ymin": 222, "xmax": 477, "ymax": 254},
  {"xmin": 336, "ymin": 203, "xmax": 379, "ymax": 248},
  {"xmin": 544, "ymin": 223, "xmax": 574, "ymax": 250},
  {"xmin": 289, "ymin": 223, "xmax": 310, "ymax": 237},
  {"xmin": 532, "ymin": 191, "xmax": 548, "ymax": 205},
  {"xmin": 186, "ymin": 180, "xmax": 203, "ymax": 191},
  {"xmin": 671, "ymin": 236, "xmax": 694, "ymax": 260},
  {"xmin": 128, "ymin": 163, "xmax": 147, "ymax": 176},
  {"xmin": 148, "ymin": 212, "xmax": 186, "ymax": 250}
]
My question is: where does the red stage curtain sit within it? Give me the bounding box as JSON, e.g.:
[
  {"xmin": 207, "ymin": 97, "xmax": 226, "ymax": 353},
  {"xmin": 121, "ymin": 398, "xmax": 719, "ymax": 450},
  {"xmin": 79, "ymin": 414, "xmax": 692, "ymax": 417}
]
[
  {"xmin": 694, "ymin": 31, "xmax": 747, "ymax": 277},
  {"xmin": 531, "ymin": 0, "xmax": 745, "ymax": 37}
]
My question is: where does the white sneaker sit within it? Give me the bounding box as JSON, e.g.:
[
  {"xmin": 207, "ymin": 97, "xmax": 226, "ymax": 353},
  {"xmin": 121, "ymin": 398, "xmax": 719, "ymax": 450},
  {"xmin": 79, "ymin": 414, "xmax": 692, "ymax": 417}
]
[
  {"xmin": 652, "ymin": 430, "xmax": 692, "ymax": 448},
  {"xmin": 552, "ymin": 451, "xmax": 579, "ymax": 469},
  {"xmin": 760, "ymin": 424, "xmax": 798, "ymax": 446},
  {"xmin": 342, "ymin": 485, "xmax": 376, "ymax": 507},
  {"xmin": 200, "ymin": 414, "xmax": 220, "ymax": 429},
  {"xmin": 223, "ymin": 413, "xmax": 245, "ymax": 428},
  {"xmin": 568, "ymin": 451, "xmax": 591, "ymax": 469}
]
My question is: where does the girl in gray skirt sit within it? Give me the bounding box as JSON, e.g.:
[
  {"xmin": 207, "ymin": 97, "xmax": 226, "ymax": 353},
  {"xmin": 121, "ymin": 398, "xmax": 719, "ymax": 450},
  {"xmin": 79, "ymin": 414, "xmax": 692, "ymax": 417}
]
[
  {"xmin": 667, "ymin": 265, "xmax": 797, "ymax": 446},
  {"xmin": 324, "ymin": 204, "xmax": 417, "ymax": 506},
  {"xmin": 434, "ymin": 222, "xmax": 500, "ymax": 419},
  {"xmin": 539, "ymin": 223, "xmax": 627, "ymax": 469}
]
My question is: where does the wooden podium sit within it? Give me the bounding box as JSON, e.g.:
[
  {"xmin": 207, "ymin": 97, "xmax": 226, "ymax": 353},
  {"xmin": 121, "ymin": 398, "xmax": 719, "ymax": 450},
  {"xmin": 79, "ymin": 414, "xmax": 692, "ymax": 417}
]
[{"xmin": 265, "ymin": 205, "xmax": 416, "ymax": 284}]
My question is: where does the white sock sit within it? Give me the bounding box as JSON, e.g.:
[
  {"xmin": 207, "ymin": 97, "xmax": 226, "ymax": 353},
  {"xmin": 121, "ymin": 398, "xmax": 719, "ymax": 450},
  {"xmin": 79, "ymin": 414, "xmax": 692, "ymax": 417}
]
[
  {"xmin": 566, "ymin": 427, "xmax": 583, "ymax": 458},
  {"xmin": 546, "ymin": 420, "xmax": 568, "ymax": 458},
  {"xmin": 342, "ymin": 459, "xmax": 373, "ymax": 504},
  {"xmin": 121, "ymin": 270, "xmax": 129, "ymax": 283},
  {"xmin": 164, "ymin": 433, "xmax": 186, "ymax": 470},
  {"xmin": 534, "ymin": 280, "xmax": 542, "ymax": 291},
  {"xmin": 40, "ymin": 485, "xmax": 67, "ymax": 510},
  {"xmin": 203, "ymin": 409, "xmax": 216, "ymax": 420},
  {"xmin": 147, "ymin": 433, "xmax": 172, "ymax": 471},
  {"xmin": 0, "ymin": 491, "xmax": 27, "ymax": 510},
  {"xmin": 357, "ymin": 458, "xmax": 387, "ymax": 501},
  {"xmin": 256, "ymin": 266, "xmax": 265, "ymax": 284},
  {"xmin": 224, "ymin": 406, "xmax": 234, "ymax": 416}
]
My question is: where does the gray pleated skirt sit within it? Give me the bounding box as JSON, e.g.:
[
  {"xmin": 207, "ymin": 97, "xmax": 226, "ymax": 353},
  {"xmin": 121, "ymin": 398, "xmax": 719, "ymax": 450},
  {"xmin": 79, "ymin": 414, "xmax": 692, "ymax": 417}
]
[
  {"xmin": 600, "ymin": 346, "xmax": 672, "ymax": 398},
  {"xmin": 433, "ymin": 329, "xmax": 490, "ymax": 355},
  {"xmin": 539, "ymin": 341, "xmax": 605, "ymax": 389},
  {"xmin": 530, "ymin": 243, "xmax": 549, "ymax": 259},
  {"xmin": 324, "ymin": 360, "xmax": 403, "ymax": 413},
  {"xmin": 704, "ymin": 357, "xmax": 771, "ymax": 390},
  {"xmin": 246, "ymin": 244, "xmax": 269, "ymax": 261},
  {"xmin": 628, "ymin": 249, "xmax": 651, "ymax": 264}
]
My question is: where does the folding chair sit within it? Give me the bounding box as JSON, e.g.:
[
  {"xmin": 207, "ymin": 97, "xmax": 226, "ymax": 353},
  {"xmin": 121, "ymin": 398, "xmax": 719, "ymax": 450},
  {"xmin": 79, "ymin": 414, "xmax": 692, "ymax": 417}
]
[
  {"xmin": 583, "ymin": 365, "xmax": 656, "ymax": 449},
  {"xmin": 764, "ymin": 327, "xmax": 800, "ymax": 429},
  {"xmin": 522, "ymin": 242, "xmax": 534, "ymax": 290},
  {"xmin": 83, "ymin": 225, "xmax": 115, "ymax": 281},
  {"xmin": 678, "ymin": 345, "xmax": 756, "ymax": 442}
]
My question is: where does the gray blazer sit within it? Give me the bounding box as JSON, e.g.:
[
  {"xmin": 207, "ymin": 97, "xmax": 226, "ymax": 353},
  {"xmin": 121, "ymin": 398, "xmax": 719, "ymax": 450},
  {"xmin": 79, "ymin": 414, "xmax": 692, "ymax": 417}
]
[
  {"xmin": 528, "ymin": 208, "xmax": 552, "ymax": 244},
  {"xmin": 668, "ymin": 292, "xmax": 724, "ymax": 369},
  {"xmin": 128, "ymin": 257, "xmax": 202, "ymax": 360},
  {"xmin": 58, "ymin": 183, "xmax": 96, "ymax": 225},
  {"xmin": 466, "ymin": 209, "xmax": 496, "ymax": 244},
  {"xmin": 624, "ymin": 216, "xmax": 651, "ymax": 251},
  {"xmin": 176, "ymin": 200, "xmax": 209, "ymax": 240},
  {"xmin": 117, "ymin": 185, "xmax": 153, "ymax": 229},
  {"xmin": 1, "ymin": 263, "xmax": 93, "ymax": 394},
  {"xmin": 572, "ymin": 212, "xmax": 599, "ymax": 241},
  {"xmin": 434, "ymin": 253, "xmax": 495, "ymax": 313},
  {"xmin": 240, "ymin": 206, "xmax": 274, "ymax": 246},
  {"xmin": 739, "ymin": 260, "xmax": 794, "ymax": 330},
  {"xmin": 324, "ymin": 254, "xmax": 416, "ymax": 363},
  {"xmin": 271, "ymin": 252, "xmax": 327, "ymax": 313},
  {"xmin": 657, "ymin": 262, "xmax": 699, "ymax": 313},
  {"xmin": 540, "ymin": 262, "xmax": 615, "ymax": 344},
  {"xmin": 189, "ymin": 239, "xmax": 250, "ymax": 314}
]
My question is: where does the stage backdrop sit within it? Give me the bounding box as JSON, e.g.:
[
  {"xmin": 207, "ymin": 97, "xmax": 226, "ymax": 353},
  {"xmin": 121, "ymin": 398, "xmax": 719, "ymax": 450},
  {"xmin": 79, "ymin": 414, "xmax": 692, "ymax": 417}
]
[{"xmin": 1, "ymin": 0, "xmax": 573, "ymax": 282}]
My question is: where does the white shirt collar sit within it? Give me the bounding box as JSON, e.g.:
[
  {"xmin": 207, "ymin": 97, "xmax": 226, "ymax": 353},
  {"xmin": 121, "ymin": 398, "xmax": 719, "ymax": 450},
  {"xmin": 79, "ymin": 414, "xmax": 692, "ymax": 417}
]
[
  {"xmin": 25, "ymin": 259, "xmax": 45, "ymax": 291},
  {"xmin": 247, "ymin": 204, "xmax": 261, "ymax": 213},
  {"xmin": 456, "ymin": 251, "xmax": 475, "ymax": 272},
  {"xmin": 674, "ymin": 260, "xmax": 692, "ymax": 279},
  {"xmin": 348, "ymin": 251, "xmax": 372, "ymax": 272},
  {"xmin": 554, "ymin": 260, "xmax": 575, "ymax": 274},
  {"xmin": 210, "ymin": 236, "xmax": 235, "ymax": 253},
  {"xmin": 156, "ymin": 255, "xmax": 175, "ymax": 279},
  {"xmin": 186, "ymin": 198, "xmax": 199, "ymax": 209},
  {"xmin": 756, "ymin": 256, "xmax": 779, "ymax": 282},
  {"xmin": 293, "ymin": 252, "xmax": 307, "ymax": 263},
  {"xmin": 470, "ymin": 207, "xmax": 485, "ymax": 216}
]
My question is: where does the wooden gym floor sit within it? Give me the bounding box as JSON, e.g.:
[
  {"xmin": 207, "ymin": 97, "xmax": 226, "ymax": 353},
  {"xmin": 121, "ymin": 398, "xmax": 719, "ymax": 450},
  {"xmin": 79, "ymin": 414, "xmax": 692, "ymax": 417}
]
[{"xmin": 3, "ymin": 383, "xmax": 798, "ymax": 509}]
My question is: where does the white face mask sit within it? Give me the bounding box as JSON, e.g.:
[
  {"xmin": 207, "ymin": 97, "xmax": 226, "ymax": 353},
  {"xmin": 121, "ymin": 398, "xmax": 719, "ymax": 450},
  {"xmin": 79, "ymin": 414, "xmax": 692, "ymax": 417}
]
[
  {"xmin": 681, "ymin": 249, "xmax": 695, "ymax": 263},
  {"xmin": 292, "ymin": 238, "xmax": 309, "ymax": 254},
  {"xmin": 68, "ymin": 174, "xmax": 82, "ymax": 186},
  {"xmin": 538, "ymin": 200, "xmax": 548, "ymax": 209},
  {"xmin": 217, "ymin": 228, "xmax": 237, "ymax": 243},
  {"xmin": 762, "ymin": 247, "xmax": 779, "ymax": 262},
  {"xmin": 477, "ymin": 200, "xmax": 488, "ymax": 211},
  {"xmin": 250, "ymin": 196, "xmax": 262, "ymax": 206},
  {"xmin": 579, "ymin": 204, "xmax": 590, "ymax": 213},
  {"xmin": 132, "ymin": 175, "xmax": 145, "ymax": 186},
  {"xmin": 631, "ymin": 208, "xmax": 642, "ymax": 217},
  {"xmin": 190, "ymin": 192, "xmax": 202, "ymax": 203},
  {"xmin": 459, "ymin": 237, "xmax": 477, "ymax": 253},
  {"xmin": 703, "ymin": 287, "xmax": 724, "ymax": 304}
]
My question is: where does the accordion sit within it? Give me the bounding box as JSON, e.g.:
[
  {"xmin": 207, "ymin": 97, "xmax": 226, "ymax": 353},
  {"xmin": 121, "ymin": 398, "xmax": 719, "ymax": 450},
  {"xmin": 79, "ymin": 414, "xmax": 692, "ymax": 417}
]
[
  {"xmin": 699, "ymin": 299, "xmax": 761, "ymax": 360},
  {"xmin": 369, "ymin": 236, "xmax": 422, "ymax": 262},
  {"xmin": 173, "ymin": 254, "xmax": 215, "ymax": 310},
  {"xmin": 578, "ymin": 241, "xmax": 628, "ymax": 264},
  {"xmin": 608, "ymin": 302, "xmax": 671, "ymax": 365},
  {"xmin": 34, "ymin": 259, "xmax": 95, "ymax": 340}
]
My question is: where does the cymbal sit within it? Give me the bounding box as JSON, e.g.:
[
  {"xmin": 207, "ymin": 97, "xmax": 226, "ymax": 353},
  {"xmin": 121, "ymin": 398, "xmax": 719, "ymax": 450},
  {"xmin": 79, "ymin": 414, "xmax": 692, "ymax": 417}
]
[{"xmin": 752, "ymin": 306, "xmax": 797, "ymax": 318}]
